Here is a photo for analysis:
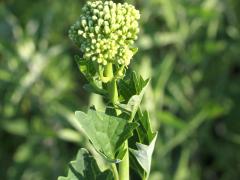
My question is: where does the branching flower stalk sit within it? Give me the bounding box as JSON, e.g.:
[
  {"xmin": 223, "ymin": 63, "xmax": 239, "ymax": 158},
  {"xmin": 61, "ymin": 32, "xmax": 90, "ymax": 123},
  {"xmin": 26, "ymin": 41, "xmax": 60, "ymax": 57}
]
[{"xmin": 59, "ymin": 1, "xmax": 157, "ymax": 180}]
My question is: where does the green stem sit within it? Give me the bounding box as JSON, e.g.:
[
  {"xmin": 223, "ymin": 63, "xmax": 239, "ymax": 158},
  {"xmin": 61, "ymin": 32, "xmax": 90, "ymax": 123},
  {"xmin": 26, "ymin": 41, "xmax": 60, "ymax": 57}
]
[
  {"xmin": 105, "ymin": 63, "xmax": 129, "ymax": 180},
  {"xmin": 104, "ymin": 63, "xmax": 119, "ymax": 105},
  {"xmin": 104, "ymin": 63, "xmax": 114, "ymax": 80},
  {"xmin": 119, "ymin": 141, "xmax": 129, "ymax": 180},
  {"xmin": 108, "ymin": 79, "xmax": 118, "ymax": 104},
  {"xmin": 111, "ymin": 164, "xmax": 119, "ymax": 180}
]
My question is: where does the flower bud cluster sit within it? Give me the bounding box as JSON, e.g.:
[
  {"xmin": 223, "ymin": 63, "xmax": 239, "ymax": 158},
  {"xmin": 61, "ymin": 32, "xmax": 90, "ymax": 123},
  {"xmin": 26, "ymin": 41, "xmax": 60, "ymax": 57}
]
[{"xmin": 69, "ymin": 1, "xmax": 140, "ymax": 66}]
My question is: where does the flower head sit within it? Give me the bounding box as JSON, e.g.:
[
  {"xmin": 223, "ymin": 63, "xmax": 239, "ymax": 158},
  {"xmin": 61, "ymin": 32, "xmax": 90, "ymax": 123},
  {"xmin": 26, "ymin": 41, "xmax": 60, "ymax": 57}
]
[{"xmin": 69, "ymin": 1, "xmax": 140, "ymax": 66}]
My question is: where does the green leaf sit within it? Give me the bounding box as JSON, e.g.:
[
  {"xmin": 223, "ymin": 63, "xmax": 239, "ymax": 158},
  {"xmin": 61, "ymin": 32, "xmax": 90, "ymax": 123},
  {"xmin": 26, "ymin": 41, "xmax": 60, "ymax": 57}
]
[
  {"xmin": 83, "ymin": 83, "xmax": 107, "ymax": 96},
  {"xmin": 118, "ymin": 72, "xmax": 150, "ymax": 121},
  {"xmin": 58, "ymin": 148, "xmax": 113, "ymax": 180},
  {"xmin": 75, "ymin": 109, "xmax": 138, "ymax": 162},
  {"xmin": 129, "ymin": 134, "xmax": 158, "ymax": 179},
  {"xmin": 75, "ymin": 56, "xmax": 106, "ymax": 96},
  {"xmin": 132, "ymin": 71, "xmax": 149, "ymax": 95},
  {"xmin": 75, "ymin": 55, "xmax": 96, "ymax": 79},
  {"xmin": 136, "ymin": 111, "xmax": 156, "ymax": 144},
  {"xmin": 119, "ymin": 71, "xmax": 149, "ymax": 102},
  {"xmin": 129, "ymin": 110, "xmax": 157, "ymax": 179},
  {"xmin": 158, "ymin": 111, "xmax": 187, "ymax": 130}
]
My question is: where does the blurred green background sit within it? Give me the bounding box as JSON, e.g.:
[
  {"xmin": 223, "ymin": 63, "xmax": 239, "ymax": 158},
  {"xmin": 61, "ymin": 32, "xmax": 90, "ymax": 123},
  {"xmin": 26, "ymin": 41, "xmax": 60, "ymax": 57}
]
[{"xmin": 0, "ymin": 0, "xmax": 240, "ymax": 179}]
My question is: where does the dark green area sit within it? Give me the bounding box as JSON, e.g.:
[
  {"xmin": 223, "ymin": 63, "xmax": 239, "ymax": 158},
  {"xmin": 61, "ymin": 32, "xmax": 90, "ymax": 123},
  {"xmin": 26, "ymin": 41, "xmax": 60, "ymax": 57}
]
[{"xmin": 0, "ymin": 0, "xmax": 239, "ymax": 180}]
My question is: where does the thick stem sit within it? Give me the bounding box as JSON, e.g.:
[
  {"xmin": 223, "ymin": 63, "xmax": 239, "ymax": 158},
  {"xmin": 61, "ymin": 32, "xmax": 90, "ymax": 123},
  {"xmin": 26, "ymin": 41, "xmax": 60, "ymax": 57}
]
[
  {"xmin": 119, "ymin": 141, "xmax": 129, "ymax": 180},
  {"xmin": 105, "ymin": 63, "xmax": 113, "ymax": 77},
  {"xmin": 104, "ymin": 63, "xmax": 118, "ymax": 104},
  {"xmin": 108, "ymin": 79, "xmax": 118, "ymax": 104},
  {"xmin": 105, "ymin": 63, "xmax": 129, "ymax": 180}
]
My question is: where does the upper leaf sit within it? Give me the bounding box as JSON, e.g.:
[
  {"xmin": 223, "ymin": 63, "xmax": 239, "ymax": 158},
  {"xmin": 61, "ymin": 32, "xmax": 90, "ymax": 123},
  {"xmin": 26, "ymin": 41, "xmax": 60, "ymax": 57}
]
[
  {"xmin": 58, "ymin": 148, "xmax": 113, "ymax": 180},
  {"xmin": 75, "ymin": 55, "xmax": 96, "ymax": 80},
  {"xmin": 75, "ymin": 56, "xmax": 106, "ymax": 95},
  {"xmin": 118, "ymin": 72, "xmax": 150, "ymax": 121},
  {"xmin": 119, "ymin": 71, "xmax": 149, "ymax": 102},
  {"xmin": 75, "ymin": 109, "xmax": 138, "ymax": 162}
]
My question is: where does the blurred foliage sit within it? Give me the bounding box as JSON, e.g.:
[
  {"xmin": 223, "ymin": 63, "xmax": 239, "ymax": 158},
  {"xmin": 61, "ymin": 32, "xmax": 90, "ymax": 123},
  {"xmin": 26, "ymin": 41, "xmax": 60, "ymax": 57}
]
[{"xmin": 0, "ymin": 0, "xmax": 240, "ymax": 180}]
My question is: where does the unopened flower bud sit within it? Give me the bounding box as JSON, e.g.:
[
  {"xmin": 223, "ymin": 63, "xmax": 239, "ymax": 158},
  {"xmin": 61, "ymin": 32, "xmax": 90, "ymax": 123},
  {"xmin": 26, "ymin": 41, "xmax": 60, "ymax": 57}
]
[{"xmin": 69, "ymin": 1, "xmax": 140, "ymax": 67}]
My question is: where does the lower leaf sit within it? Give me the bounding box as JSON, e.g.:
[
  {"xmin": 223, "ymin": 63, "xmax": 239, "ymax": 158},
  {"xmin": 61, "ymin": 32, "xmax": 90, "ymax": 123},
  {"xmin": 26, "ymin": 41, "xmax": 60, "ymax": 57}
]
[
  {"xmin": 58, "ymin": 148, "xmax": 113, "ymax": 180},
  {"xmin": 75, "ymin": 109, "xmax": 138, "ymax": 163}
]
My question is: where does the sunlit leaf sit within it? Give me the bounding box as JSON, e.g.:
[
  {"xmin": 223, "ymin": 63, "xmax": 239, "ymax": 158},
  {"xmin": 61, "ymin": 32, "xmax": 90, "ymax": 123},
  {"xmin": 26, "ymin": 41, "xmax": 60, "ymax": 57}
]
[
  {"xmin": 75, "ymin": 109, "xmax": 138, "ymax": 162},
  {"xmin": 130, "ymin": 134, "xmax": 157, "ymax": 179}
]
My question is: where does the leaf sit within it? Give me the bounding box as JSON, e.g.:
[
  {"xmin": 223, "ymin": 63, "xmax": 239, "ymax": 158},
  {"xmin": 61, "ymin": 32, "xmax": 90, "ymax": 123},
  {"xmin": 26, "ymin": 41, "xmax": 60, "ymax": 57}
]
[
  {"xmin": 132, "ymin": 72, "xmax": 149, "ymax": 95},
  {"xmin": 136, "ymin": 111, "xmax": 156, "ymax": 144},
  {"xmin": 158, "ymin": 111, "xmax": 187, "ymax": 130},
  {"xmin": 83, "ymin": 83, "xmax": 107, "ymax": 96},
  {"xmin": 58, "ymin": 148, "xmax": 113, "ymax": 180},
  {"xmin": 119, "ymin": 71, "xmax": 149, "ymax": 102},
  {"xmin": 75, "ymin": 55, "xmax": 96, "ymax": 79},
  {"xmin": 118, "ymin": 72, "xmax": 150, "ymax": 121},
  {"xmin": 129, "ymin": 134, "xmax": 158, "ymax": 179},
  {"xmin": 75, "ymin": 56, "xmax": 106, "ymax": 96},
  {"xmin": 75, "ymin": 109, "xmax": 138, "ymax": 162},
  {"xmin": 129, "ymin": 110, "xmax": 157, "ymax": 179}
]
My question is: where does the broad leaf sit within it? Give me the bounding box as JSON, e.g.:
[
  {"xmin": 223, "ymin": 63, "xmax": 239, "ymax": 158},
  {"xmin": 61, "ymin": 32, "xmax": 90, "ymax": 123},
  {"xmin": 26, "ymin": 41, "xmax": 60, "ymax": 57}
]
[
  {"xmin": 58, "ymin": 148, "xmax": 113, "ymax": 180},
  {"xmin": 75, "ymin": 109, "xmax": 138, "ymax": 162},
  {"xmin": 129, "ymin": 134, "xmax": 157, "ymax": 179}
]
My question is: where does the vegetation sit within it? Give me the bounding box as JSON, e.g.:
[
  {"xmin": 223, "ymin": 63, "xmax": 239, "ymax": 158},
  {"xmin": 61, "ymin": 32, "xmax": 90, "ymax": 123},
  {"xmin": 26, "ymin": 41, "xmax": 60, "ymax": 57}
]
[{"xmin": 0, "ymin": 0, "xmax": 240, "ymax": 179}]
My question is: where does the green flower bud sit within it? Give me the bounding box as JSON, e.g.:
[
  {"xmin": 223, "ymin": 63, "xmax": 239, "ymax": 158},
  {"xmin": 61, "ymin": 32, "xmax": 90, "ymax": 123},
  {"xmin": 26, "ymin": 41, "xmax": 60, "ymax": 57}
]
[
  {"xmin": 69, "ymin": 1, "xmax": 140, "ymax": 67},
  {"xmin": 81, "ymin": 19, "xmax": 87, "ymax": 27},
  {"xmin": 92, "ymin": 15, "xmax": 98, "ymax": 20}
]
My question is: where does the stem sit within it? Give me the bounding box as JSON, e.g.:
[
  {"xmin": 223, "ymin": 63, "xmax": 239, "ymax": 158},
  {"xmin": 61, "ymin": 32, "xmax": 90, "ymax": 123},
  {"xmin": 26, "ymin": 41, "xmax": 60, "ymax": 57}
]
[
  {"xmin": 111, "ymin": 164, "xmax": 119, "ymax": 180},
  {"xmin": 104, "ymin": 63, "xmax": 114, "ymax": 80},
  {"xmin": 108, "ymin": 79, "xmax": 118, "ymax": 104},
  {"xmin": 105, "ymin": 63, "xmax": 120, "ymax": 180},
  {"xmin": 119, "ymin": 141, "xmax": 129, "ymax": 180},
  {"xmin": 105, "ymin": 63, "xmax": 129, "ymax": 180},
  {"xmin": 104, "ymin": 63, "xmax": 119, "ymax": 105}
]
